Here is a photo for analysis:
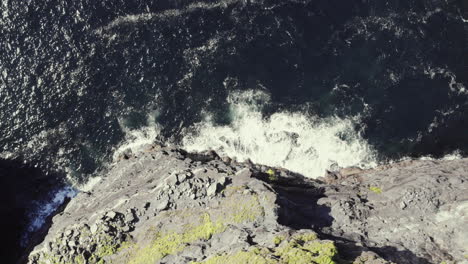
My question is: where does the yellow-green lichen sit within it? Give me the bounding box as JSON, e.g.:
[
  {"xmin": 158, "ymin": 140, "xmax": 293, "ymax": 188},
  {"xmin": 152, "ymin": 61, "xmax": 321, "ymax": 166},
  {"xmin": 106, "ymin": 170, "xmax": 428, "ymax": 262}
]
[
  {"xmin": 127, "ymin": 194, "xmax": 264, "ymax": 264},
  {"xmin": 273, "ymin": 236, "xmax": 284, "ymax": 245},
  {"xmin": 75, "ymin": 255, "xmax": 86, "ymax": 264},
  {"xmin": 369, "ymin": 186, "xmax": 382, "ymax": 194},
  {"xmin": 127, "ymin": 214, "xmax": 225, "ymax": 264},
  {"xmin": 229, "ymin": 195, "xmax": 264, "ymax": 223},
  {"xmin": 266, "ymin": 169, "xmax": 278, "ymax": 181},
  {"xmin": 194, "ymin": 233, "xmax": 337, "ymax": 264},
  {"xmin": 274, "ymin": 233, "xmax": 337, "ymax": 264}
]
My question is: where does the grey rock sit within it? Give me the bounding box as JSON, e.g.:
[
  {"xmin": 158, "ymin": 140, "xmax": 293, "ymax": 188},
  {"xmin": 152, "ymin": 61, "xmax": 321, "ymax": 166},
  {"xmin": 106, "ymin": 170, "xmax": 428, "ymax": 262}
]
[
  {"xmin": 177, "ymin": 173, "xmax": 187, "ymax": 183},
  {"xmin": 68, "ymin": 241, "xmax": 77, "ymax": 248},
  {"xmin": 155, "ymin": 199, "xmax": 170, "ymax": 211},
  {"xmin": 25, "ymin": 145, "xmax": 468, "ymax": 264},
  {"xmin": 206, "ymin": 183, "xmax": 220, "ymax": 196},
  {"xmin": 106, "ymin": 211, "xmax": 117, "ymax": 220},
  {"xmin": 90, "ymin": 224, "xmax": 98, "ymax": 234},
  {"xmin": 217, "ymin": 176, "xmax": 228, "ymax": 186},
  {"xmin": 179, "ymin": 182, "xmax": 191, "ymax": 192},
  {"xmin": 125, "ymin": 211, "xmax": 135, "ymax": 223},
  {"xmin": 165, "ymin": 174, "xmax": 179, "ymax": 186},
  {"xmin": 64, "ymin": 230, "xmax": 73, "ymax": 237}
]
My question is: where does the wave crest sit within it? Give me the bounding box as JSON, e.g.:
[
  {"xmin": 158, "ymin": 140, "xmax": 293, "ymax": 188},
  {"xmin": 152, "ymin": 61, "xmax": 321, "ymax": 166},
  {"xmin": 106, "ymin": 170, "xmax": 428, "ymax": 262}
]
[{"xmin": 182, "ymin": 91, "xmax": 377, "ymax": 178}]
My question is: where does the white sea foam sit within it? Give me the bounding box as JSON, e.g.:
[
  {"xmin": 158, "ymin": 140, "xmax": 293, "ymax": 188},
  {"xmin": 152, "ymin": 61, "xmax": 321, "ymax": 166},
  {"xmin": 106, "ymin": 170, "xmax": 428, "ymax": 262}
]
[
  {"xmin": 22, "ymin": 186, "xmax": 77, "ymax": 246},
  {"xmin": 400, "ymin": 150, "xmax": 464, "ymax": 162},
  {"xmin": 112, "ymin": 113, "xmax": 160, "ymax": 162},
  {"xmin": 182, "ymin": 90, "xmax": 377, "ymax": 178},
  {"xmin": 77, "ymin": 176, "xmax": 102, "ymax": 192}
]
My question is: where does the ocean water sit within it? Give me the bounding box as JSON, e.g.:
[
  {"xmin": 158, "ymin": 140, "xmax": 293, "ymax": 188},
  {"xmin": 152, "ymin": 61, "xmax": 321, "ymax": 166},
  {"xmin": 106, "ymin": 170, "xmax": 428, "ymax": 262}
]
[
  {"xmin": 1, "ymin": 0, "xmax": 467, "ymax": 179},
  {"xmin": 1, "ymin": 0, "xmax": 468, "ymax": 258}
]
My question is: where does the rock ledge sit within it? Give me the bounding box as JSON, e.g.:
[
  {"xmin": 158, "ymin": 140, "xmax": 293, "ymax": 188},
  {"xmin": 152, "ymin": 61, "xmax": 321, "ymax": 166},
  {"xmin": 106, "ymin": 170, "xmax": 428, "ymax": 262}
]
[{"xmin": 27, "ymin": 145, "xmax": 468, "ymax": 264}]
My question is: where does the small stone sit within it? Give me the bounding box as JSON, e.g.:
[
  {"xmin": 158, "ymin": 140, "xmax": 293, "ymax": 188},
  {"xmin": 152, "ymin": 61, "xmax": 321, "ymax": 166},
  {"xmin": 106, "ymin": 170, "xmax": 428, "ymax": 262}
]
[
  {"xmin": 235, "ymin": 168, "xmax": 252, "ymax": 178},
  {"xmin": 65, "ymin": 230, "xmax": 73, "ymax": 237},
  {"xmin": 221, "ymin": 156, "xmax": 231, "ymax": 164},
  {"xmin": 68, "ymin": 240, "xmax": 77, "ymax": 247},
  {"xmin": 156, "ymin": 199, "xmax": 170, "ymax": 211},
  {"xmin": 218, "ymin": 176, "xmax": 228, "ymax": 186},
  {"xmin": 400, "ymin": 201, "xmax": 407, "ymax": 209},
  {"xmin": 125, "ymin": 212, "xmax": 135, "ymax": 223},
  {"xmin": 180, "ymin": 182, "xmax": 191, "ymax": 191},
  {"xmin": 207, "ymin": 183, "xmax": 220, "ymax": 196},
  {"xmin": 177, "ymin": 173, "xmax": 187, "ymax": 183},
  {"xmin": 90, "ymin": 224, "xmax": 98, "ymax": 233},
  {"xmin": 106, "ymin": 211, "xmax": 117, "ymax": 220},
  {"xmin": 165, "ymin": 174, "xmax": 179, "ymax": 186},
  {"xmin": 189, "ymin": 193, "xmax": 196, "ymax": 199}
]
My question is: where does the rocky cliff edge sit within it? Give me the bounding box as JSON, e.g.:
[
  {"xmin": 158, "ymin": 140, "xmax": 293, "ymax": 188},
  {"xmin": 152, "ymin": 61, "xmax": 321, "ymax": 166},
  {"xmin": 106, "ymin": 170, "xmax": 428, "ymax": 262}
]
[{"xmin": 26, "ymin": 145, "xmax": 468, "ymax": 264}]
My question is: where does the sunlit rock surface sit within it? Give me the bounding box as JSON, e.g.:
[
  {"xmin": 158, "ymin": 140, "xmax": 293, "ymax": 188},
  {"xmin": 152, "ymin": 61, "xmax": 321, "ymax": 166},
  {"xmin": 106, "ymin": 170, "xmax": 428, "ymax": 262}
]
[{"xmin": 27, "ymin": 145, "xmax": 467, "ymax": 264}]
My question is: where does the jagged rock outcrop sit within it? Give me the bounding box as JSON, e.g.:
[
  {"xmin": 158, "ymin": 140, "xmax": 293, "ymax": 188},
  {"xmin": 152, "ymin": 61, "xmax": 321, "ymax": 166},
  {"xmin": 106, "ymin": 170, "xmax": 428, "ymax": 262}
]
[{"xmin": 26, "ymin": 145, "xmax": 467, "ymax": 264}]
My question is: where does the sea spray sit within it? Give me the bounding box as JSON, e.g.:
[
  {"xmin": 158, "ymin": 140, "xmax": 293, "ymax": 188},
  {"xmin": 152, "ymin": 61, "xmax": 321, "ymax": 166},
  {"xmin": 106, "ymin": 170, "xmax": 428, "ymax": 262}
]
[
  {"xmin": 112, "ymin": 111, "xmax": 161, "ymax": 162},
  {"xmin": 22, "ymin": 186, "xmax": 77, "ymax": 246},
  {"xmin": 182, "ymin": 90, "xmax": 377, "ymax": 178}
]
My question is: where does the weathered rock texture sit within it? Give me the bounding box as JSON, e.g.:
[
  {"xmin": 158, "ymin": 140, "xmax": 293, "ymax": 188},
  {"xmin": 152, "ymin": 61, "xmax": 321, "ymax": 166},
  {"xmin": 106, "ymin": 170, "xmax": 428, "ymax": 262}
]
[{"xmin": 27, "ymin": 145, "xmax": 467, "ymax": 264}]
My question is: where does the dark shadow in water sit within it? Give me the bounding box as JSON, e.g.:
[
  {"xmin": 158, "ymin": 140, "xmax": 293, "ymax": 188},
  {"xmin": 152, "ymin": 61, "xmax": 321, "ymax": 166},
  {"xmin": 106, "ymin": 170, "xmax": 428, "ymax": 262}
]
[{"xmin": 0, "ymin": 159, "xmax": 65, "ymax": 264}]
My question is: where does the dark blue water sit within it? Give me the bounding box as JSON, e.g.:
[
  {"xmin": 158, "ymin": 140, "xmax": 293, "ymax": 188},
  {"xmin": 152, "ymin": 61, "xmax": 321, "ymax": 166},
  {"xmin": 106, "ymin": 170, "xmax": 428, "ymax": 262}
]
[{"xmin": 1, "ymin": 0, "xmax": 468, "ymax": 178}]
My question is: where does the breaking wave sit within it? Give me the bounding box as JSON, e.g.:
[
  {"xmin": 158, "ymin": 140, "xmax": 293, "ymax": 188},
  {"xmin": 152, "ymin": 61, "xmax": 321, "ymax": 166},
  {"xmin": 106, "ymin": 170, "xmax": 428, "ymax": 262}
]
[
  {"xmin": 111, "ymin": 111, "xmax": 161, "ymax": 162},
  {"xmin": 182, "ymin": 91, "xmax": 377, "ymax": 178},
  {"xmin": 22, "ymin": 186, "xmax": 77, "ymax": 246}
]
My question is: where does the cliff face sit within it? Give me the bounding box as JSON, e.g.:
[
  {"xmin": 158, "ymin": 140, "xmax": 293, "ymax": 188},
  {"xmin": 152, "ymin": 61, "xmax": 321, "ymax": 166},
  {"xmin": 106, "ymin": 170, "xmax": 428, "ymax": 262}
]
[{"xmin": 26, "ymin": 145, "xmax": 467, "ymax": 264}]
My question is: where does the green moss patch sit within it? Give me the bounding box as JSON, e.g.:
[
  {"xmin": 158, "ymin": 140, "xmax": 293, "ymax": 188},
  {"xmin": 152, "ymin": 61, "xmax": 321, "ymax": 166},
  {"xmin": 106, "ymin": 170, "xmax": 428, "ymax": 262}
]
[
  {"xmin": 127, "ymin": 194, "xmax": 264, "ymax": 264},
  {"xmin": 369, "ymin": 186, "xmax": 382, "ymax": 194},
  {"xmin": 128, "ymin": 214, "xmax": 224, "ymax": 264},
  {"xmin": 275, "ymin": 233, "xmax": 337, "ymax": 264},
  {"xmin": 194, "ymin": 233, "xmax": 338, "ymax": 264}
]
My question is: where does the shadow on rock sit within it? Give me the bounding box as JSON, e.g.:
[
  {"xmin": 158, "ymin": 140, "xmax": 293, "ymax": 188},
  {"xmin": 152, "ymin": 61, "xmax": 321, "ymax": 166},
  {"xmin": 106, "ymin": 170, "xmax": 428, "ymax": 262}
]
[{"xmin": 267, "ymin": 170, "xmax": 435, "ymax": 264}]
